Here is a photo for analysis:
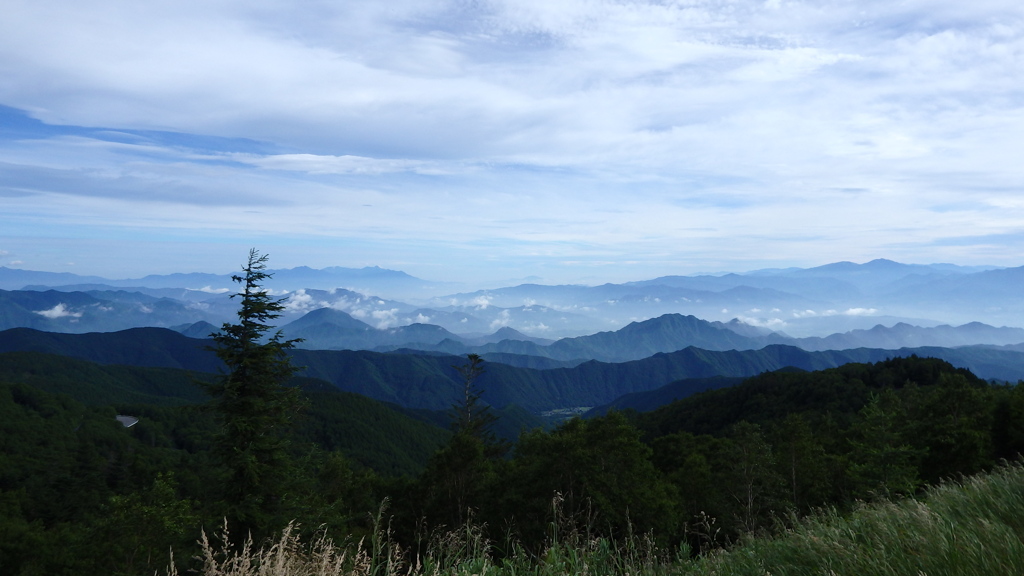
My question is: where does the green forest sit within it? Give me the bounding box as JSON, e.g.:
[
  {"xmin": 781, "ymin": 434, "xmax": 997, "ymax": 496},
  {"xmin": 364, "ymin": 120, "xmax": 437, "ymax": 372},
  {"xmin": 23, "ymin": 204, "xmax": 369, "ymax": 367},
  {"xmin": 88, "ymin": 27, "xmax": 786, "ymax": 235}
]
[
  {"xmin": 4, "ymin": 255, "xmax": 1024, "ymax": 575},
  {"xmin": 6, "ymin": 348, "xmax": 1024, "ymax": 574}
]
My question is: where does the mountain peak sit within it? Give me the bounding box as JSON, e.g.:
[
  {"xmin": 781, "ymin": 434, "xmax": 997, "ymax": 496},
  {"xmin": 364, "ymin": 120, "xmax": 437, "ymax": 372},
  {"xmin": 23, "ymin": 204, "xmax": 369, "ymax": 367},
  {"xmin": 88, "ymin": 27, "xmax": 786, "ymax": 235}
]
[{"xmin": 492, "ymin": 326, "xmax": 529, "ymax": 339}]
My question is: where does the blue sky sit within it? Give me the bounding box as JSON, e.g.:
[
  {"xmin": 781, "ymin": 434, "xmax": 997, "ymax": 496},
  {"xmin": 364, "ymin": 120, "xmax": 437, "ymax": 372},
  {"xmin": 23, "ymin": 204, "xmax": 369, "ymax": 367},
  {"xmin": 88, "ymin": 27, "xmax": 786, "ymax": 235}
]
[{"xmin": 1, "ymin": 0, "xmax": 1023, "ymax": 286}]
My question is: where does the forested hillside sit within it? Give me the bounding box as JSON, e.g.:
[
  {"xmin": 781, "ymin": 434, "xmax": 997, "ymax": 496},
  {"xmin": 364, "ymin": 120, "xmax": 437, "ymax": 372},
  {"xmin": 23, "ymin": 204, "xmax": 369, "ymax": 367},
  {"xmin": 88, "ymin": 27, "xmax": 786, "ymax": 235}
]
[{"xmin": 3, "ymin": 346, "xmax": 1023, "ymax": 574}]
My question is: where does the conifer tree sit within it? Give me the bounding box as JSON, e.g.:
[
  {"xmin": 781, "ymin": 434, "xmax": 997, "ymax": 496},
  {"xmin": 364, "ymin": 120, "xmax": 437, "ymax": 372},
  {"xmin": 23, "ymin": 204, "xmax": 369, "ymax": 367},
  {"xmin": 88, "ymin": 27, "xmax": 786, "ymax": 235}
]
[
  {"xmin": 450, "ymin": 354, "xmax": 495, "ymax": 440},
  {"xmin": 419, "ymin": 354, "xmax": 503, "ymax": 528},
  {"xmin": 206, "ymin": 249, "xmax": 303, "ymax": 541}
]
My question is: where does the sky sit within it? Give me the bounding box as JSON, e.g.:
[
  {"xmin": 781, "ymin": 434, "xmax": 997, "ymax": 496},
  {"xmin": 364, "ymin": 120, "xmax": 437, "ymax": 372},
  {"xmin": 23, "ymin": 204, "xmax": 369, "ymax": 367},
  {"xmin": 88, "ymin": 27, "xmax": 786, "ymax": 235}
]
[{"xmin": 1, "ymin": 0, "xmax": 1023, "ymax": 286}]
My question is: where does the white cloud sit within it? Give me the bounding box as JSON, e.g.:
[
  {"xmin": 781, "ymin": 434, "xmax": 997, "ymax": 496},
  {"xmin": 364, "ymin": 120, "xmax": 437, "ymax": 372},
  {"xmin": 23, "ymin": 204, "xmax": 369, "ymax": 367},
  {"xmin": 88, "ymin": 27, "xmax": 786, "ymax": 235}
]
[
  {"xmin": 2, "ymin": 0, "xmax": 1024, "ymax": 282},
  {"xmin": 191, "ymin": 285, "xmax": 230, "ymax": 294},
  {"xmin": 469, "ymin": 296, "xmax": 492, "ymax": 310},
  {"xmin": 371, "ymin": 308, "xmax": 401, "ymax": 329},
  {"xmin": 737, "ymin": 316, "xmax": 788, "ymax": 330},
  {"xmin": 34, "ymin": 303, "xmax": 82, "ymax": 319},
  {"xmin": 792, "ymin": 307, "xmax": 880, "ymax": 319},
  {"xmin": 284, "ymin": 289, "xmax": 319, "ymax": 313},
  {"xmin": 489, "ymin": 309, "xmax": 512, "ymax": 331}
]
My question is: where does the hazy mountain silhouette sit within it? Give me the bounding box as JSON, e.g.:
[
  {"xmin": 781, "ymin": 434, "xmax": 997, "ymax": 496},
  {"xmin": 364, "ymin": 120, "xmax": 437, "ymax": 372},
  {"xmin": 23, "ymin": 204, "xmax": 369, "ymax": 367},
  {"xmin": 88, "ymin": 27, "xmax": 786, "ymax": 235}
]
[{"xmin": 7, "ymin": 259, "xmax": 1024, "ymax": 343}]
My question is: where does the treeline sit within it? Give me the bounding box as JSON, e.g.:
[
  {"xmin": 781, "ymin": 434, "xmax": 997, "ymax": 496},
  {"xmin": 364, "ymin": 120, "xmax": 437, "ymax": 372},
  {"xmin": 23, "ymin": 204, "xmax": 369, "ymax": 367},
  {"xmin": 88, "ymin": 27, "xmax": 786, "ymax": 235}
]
[
  {"xmin": 398, "ymin": 356, "xmax": 1024, "ymax": 552},
  {"xmin": 2, "ymin": 355, "xmax": 1024, "ymax": 574}
]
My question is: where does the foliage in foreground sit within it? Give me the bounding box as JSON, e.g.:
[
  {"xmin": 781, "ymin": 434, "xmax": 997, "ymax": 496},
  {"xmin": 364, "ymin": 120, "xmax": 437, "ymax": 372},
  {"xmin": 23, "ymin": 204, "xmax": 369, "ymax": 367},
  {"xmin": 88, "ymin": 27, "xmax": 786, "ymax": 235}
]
[{"xmin": 178, "ymin": 462, "xmax": 1024, "ymax": 576}]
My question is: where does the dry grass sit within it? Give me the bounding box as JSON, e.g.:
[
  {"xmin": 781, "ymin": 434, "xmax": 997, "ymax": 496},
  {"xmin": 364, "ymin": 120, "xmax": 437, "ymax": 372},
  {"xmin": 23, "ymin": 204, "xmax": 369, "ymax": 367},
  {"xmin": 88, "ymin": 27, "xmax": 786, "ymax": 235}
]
[
  {"xmin": 170, "ymin": 464, "xmax": 1024, "ymax": 576},
  {"xmin": 166, "ymin": 520, "xmax": 362, "ymax": 576}
]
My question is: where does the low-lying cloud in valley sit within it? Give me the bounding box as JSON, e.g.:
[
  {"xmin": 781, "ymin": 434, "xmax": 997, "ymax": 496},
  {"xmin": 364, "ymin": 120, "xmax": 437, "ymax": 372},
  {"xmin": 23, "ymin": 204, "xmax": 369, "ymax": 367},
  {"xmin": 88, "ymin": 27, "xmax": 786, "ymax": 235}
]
[{"xmin": 34, "ymin": 303, "xmax": 82, "ymax": 320}]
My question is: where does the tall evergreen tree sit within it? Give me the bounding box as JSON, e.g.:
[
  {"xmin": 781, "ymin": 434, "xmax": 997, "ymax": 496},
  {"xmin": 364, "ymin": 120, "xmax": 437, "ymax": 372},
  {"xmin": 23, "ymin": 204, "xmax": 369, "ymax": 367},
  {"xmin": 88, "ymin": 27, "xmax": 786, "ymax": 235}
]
[
  {"xmin": 206, "ymin": 249, "xmax": 303, "ymax": 541},
  {"xmin": 419, "ymin": 354, "xmax": 504, "ymax": 528},
  {"xmin": 450, "ymin": 354, "xmax": 497, "ymax": 443}
]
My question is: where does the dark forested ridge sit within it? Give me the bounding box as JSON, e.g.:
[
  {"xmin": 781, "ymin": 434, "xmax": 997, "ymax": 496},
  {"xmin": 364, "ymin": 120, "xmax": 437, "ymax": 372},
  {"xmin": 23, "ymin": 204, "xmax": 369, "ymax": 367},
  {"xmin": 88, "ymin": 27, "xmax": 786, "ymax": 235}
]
[
  {"xmin": 585, "ymin": 375, "xmax": 747, "ymax": 416},
  {"xmin": 5, "ymin": 327, "xmax": 1024, "ymax": 417},
  {"xmin": 0, "ymin": 326, "xmax": 224, "ymax": 371},
  {"xmin": 627, "ymin": 356, "xmax": 1024, "ymax": 540},
  {"xmin": 3, "ymin": 336, "xmax": 1024, "ymax": 574},
  {"xmin": 0, "ymin": 351, "xmax": 451, "ymax": 473},
  {"xmin": 0, "ymin": 350, "xmax": 211, "ymax": 406}
]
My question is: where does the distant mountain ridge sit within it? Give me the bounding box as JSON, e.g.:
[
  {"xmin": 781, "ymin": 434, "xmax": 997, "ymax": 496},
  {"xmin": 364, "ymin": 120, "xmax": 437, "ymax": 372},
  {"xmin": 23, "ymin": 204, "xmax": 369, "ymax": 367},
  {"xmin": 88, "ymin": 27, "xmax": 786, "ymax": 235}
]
[
  {"xmin": 0, "ymin": 288, "xmax": 218, "ymax": 333},
  {"xmin": 0, "ymin": 326, "xmax": 224, "ymax": 372},
  {"xmin": 5, "ymin": 279, "xmax": 1024, "ymax": 362},
  {"xmin": 366, "ymin": 313, "xmax": 1024, "ymax": 363},
  {"xmin": 781, "ymin": 321, "xmax": 1024, "ymax": 351},
  {"xmin": 276, "ymin": 308, "xmax": 552, "ymax": 352},
  {"xmin": 0, "ymin": 264, "xmax": 448, "ymax": 299},
  {"xmin": 4, "ymin": 326, "xmax": 1024, "ymax": 414},
  {"xmin": 6, "ymin": 259, "xmax": 1024, "ymax": 344},
  {"xmin": 430, "ymin": 259, "xmax": 1024, "ymax": 334}
]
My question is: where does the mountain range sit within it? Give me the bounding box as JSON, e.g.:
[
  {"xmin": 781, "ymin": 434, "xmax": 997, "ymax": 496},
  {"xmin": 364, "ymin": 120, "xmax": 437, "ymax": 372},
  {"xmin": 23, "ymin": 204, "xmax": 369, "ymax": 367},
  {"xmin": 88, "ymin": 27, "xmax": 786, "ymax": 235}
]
[
  {"xmin": 4, "ymin": 259, "xmax": 1023, "ymax": 343},
  {"xmin": 0, "ymin": 265, "xmax": 447, "ymax": 298},
  {"xmin": 5, "ymin": 257, "xmax": 1024, "ymax": 418},
  {"xmin": 4, "ymin": 326, "xmax": 1024, "ymax": 416},
  {"xmin": 284, "ymin": 312, "xmax": 1024, "ymax": 366}
]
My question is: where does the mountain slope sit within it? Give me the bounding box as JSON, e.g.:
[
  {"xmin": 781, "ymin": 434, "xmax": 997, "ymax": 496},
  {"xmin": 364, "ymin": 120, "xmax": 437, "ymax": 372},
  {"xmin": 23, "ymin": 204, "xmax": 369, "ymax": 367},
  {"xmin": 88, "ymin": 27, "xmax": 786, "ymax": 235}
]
[
  {"xmin": 0, "ymin": 350, "xmax": 210, "ymax": 406},
  {"xmin": 4, "ymin": 327, "xmax": 1024, "ymax": 414},
  {"xmin": 544, "ymin": 314, "xmax": 762, "ymax": 361},
  {"xmin": 0, "ymin": 350, "xmax": 450, "ymax": 475},
  {"xmin": 0, "ymin": 326, "xmax": 223, "ymax": 372},
  {"xmin": 585, "ymin": 375, "xmax": 746, "ymax": 416}
]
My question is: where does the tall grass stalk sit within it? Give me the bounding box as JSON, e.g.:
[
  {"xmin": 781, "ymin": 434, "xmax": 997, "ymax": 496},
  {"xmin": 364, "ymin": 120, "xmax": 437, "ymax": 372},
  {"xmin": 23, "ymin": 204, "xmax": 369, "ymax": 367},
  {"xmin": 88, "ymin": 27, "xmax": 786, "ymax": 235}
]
[{"xmin": 172, "ymin": 463, "xmax": 1024, "ymax": 576}]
